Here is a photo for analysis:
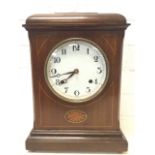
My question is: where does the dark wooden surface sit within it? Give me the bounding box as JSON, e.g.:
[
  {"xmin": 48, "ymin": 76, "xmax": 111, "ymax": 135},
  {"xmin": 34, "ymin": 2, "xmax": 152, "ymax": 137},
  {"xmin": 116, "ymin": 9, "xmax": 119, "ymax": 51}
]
[
  {"xmin": 29, "ymin": 30, "xmax": 124, "ymax": 130},
  {"xmin": 26, "ymin": 129, "xmax": 127, "ymax": 152},
  {"xmin": 23, "ymin": 13, "xmax": 129, "ymax": 152},
  {"xmin": 23, "ymin": 13, "xmax": 129, "ymax": 30}
]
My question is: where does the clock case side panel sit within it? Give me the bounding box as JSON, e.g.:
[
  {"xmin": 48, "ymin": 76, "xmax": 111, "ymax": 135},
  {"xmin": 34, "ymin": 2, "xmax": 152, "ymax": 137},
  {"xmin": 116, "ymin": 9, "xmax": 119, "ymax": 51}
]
[
  {"xmin": 27, "ymin": 32, "xmax": 40, "ymax": 128},
  {"xmin": 112, "ymin": 31, "xmax": 125, "ymax": 129}
]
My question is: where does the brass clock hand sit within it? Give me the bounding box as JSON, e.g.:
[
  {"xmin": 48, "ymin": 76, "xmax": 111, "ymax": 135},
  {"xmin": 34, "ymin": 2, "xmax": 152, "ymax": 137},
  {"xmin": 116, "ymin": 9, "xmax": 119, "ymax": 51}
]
[{"xmin": 59, "ymin": 69, "xmax": 79, "ymax": 85}]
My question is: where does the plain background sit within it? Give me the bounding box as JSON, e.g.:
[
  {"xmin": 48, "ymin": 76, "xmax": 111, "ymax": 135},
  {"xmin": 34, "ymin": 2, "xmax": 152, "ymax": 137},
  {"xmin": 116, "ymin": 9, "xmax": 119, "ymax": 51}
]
[{"xmin": 0, "ymin": 0, "xmax": 155, "ymax": 155}]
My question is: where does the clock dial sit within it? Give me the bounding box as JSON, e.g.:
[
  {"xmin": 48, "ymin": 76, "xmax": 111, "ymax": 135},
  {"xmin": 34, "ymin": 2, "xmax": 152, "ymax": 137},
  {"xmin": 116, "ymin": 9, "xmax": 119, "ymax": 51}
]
[{"xmin": 45, "ymin": 38, "xmax": 109, "ymax": 103}]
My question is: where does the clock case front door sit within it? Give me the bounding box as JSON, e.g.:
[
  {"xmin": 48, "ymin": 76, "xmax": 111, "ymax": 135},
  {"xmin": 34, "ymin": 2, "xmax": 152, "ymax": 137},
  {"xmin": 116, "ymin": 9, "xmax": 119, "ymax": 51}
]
[{"xmin": 23, "ymin": 13, "xmax": 130, "ymax": 153}]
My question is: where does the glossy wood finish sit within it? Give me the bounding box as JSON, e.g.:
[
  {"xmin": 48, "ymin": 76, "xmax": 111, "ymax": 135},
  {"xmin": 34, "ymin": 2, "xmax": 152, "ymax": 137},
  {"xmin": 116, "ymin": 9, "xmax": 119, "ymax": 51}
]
[
  {"xmin": 24, "ymin": 13, "xmax": 128, "ymax": 30},
  {"xmin": 23, "ymin": 13, "xmax": 129, "ymax": 152},
  {"xmin": 26, "ymin": 129, "xmax": 127, "ymax": 152}
]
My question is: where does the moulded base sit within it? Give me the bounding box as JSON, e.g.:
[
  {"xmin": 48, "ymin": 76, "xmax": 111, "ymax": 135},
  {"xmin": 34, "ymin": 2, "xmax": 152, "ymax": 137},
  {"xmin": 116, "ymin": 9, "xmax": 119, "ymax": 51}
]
[{"xmin": 26, "ymin": 129, "xmax": 128, "ymax": 153}]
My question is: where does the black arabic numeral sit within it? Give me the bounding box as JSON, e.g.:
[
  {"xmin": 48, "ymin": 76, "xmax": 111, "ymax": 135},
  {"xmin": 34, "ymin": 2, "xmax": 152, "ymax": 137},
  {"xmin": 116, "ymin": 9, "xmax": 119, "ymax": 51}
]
[
  {"xmin": 93, "ymin": 55, "xmax": 99, "ymax": 62},
  {"xmin": 64, "ymin": 87, "xmax": 69, "ymax": 93},
  {"xmin": 51, "ymin": 68, "xmax": 57, "ymax": 75},
  {"xmin": 53, "ymin": 57, "xmax": 61, "ymax": 63},
  {"xmin": 95, "ymin": 79, "xmax": 98, "ymax": 84},
  {"xmin": 74, "ymin": 90, "xmax": 80, "ymax": 96},
  {"xmin": 97, "ymin": 67, "xmax": 102, "ymax": 74},
  {"xmin": 55, "ymin": 79, "xmax": 60, "ymax": 85},
  {"xmin": 86, "ymin": 87, "xmax": 91, "ymax": 92},
  {"xmin": 73, "ymin": 44, "xmax": 80, "ymax": 51},
  {"xmin": 61, "ymin": 49, "xmax": 66, "ymax": 55},
  {"xmin": 87, "ymin": 48, "xmax": 89, "ymax": 54}
]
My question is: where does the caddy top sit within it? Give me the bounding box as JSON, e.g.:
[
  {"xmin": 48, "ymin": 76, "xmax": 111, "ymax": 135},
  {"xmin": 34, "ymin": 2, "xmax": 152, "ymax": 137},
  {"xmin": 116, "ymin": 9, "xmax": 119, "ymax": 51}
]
[{"xmin": 23, "ymin": 13, "xmax": 129, "ymax": 30}]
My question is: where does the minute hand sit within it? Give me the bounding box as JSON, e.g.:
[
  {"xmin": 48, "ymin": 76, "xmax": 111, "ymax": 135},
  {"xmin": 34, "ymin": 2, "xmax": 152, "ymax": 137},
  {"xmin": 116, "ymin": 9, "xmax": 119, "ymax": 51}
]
[{"xmin": 51, "ymin": 70, "xmax": 75, "ymax": 78}]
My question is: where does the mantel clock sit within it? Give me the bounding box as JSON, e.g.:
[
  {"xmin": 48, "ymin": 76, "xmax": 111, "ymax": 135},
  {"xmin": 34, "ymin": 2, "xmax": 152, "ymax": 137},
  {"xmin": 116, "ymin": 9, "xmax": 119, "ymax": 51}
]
[{"xmin": 23, "ymin": 13, "xmax": 130, "ymax": 152}]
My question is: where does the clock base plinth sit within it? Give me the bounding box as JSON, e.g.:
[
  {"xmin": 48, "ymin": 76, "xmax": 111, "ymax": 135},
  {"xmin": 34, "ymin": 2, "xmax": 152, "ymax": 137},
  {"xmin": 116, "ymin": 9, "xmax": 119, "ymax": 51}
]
[{"xmin": 26, "ymin": 129, "xmax": 128, "ymax": 153}]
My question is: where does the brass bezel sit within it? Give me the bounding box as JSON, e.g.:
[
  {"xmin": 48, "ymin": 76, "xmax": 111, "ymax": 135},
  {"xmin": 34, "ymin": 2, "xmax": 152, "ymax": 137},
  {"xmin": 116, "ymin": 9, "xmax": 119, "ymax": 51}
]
[{"xmin": 44, "ymin": 38, "xmax": 109, "ymax": 103}]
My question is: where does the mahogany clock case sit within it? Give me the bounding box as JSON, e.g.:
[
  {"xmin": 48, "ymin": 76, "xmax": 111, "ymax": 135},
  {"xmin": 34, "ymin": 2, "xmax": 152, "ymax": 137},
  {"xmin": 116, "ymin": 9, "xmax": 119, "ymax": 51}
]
[{"xmin": 23, "ymin": 13, "xmax": 130, "ymax": 152}]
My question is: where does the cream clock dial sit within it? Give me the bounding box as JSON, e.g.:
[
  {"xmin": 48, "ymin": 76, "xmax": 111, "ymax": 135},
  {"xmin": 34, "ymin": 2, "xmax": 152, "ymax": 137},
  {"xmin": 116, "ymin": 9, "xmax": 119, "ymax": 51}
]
[{"xmin": 45, "ymin": 38, "xmax": 109, "ymax": 103}]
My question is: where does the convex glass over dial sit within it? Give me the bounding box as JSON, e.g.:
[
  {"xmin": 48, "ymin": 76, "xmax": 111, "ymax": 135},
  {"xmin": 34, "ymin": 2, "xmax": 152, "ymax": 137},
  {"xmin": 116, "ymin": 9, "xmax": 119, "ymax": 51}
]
[{"xmin": 45, "ymin": 38, "xmax": 109, "ymax": 103}]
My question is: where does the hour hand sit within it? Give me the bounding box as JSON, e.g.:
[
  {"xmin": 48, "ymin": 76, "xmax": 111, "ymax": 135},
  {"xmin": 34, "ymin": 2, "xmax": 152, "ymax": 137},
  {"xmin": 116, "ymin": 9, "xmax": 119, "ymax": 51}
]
[{"xmin": 59, "ymin": 69, "xmax": 79, "ymax": 85}]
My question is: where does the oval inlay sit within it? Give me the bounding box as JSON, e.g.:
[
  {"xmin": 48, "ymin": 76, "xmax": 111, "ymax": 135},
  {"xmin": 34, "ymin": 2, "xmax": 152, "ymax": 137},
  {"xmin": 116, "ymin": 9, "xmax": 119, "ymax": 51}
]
[{"xmin": 64, "ymin": 110, "xmax": 87, "ymax": 123}]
